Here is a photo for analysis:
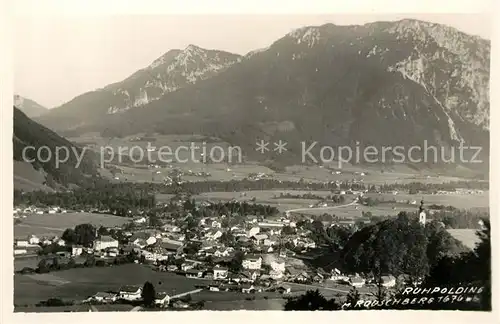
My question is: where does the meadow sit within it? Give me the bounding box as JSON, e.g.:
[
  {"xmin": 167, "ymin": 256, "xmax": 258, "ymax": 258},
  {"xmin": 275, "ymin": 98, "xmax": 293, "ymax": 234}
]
[
  {"xmin": 14, "ymin": 212, "xmax": 131, "ymax": 238},
  {"xmin": 447, "ymin": 229, "xmax": 481, "ymax": 250},
  {"xmin": 364, "ymin": 192, "xmax": 489, "ymax": 210},
  {"xmin": 14, "ymin": 263, "xmax": 207, "ymax": 306}
]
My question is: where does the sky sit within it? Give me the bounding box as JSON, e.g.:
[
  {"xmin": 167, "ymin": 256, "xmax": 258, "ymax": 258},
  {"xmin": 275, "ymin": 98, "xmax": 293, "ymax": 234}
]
[{"xmin": 14, "ymin": 13, "xmax": 491, "ymax": 108}]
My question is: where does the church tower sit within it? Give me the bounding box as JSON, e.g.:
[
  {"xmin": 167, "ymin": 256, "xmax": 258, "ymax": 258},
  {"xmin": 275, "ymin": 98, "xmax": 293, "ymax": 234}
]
[{"xmin": 418, "ymin": 199, "xmax": 426, "ymax": 226}]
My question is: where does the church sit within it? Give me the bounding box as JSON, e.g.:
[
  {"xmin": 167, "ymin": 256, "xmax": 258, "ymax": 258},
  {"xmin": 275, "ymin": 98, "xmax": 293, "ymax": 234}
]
[{"xmin": 418, "ymin": 200, "xmax": 426, "ymax": 226}]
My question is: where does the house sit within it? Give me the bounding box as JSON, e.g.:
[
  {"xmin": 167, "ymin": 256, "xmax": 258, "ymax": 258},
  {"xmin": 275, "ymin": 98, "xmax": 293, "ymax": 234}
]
[
  {"xmin": 119, "ymin": 285, "xmax": 142, "ymax": 301},
  {"xmin": 329, "ymin": 268, "xmax": 348, "ymax": 281},
  {"xmin": 133, "ymin": 216, "xmax": 147, "ymax": 224},
  {"xmin": 28, "ymin": 235, "xmax": 40, "ymax": 245},
  {"xmin": 56, "ymin": 251, "xmax": 71, "ymax": 258},
  {"xmin": 89, "ymin": 292, "xmax": 117, "ymax": 303},
  {"xmin": 242, "ymin": 255, "xmax": 262, "ymax": 270},
  {"xmin": 252, "ymin": 234, "xmax": 268, "ymax": 245},
  {"xmin": 181, "ymin": 261, "xmax": 196, "ymax": 272},
  {"xmin": 41, "ymin": 238, "xmax": 52, "ymax": 246},
  {"xmin": 147, "ymin": 245, "xmax": 169, "ymax": 261},
  {"xmin": 15, "ymin": 239, "xmax": 29, "ymax": 248},
  {"xmin": 131, "ymin": 233, "xmax": 157, "ymax": 247},
  {"xmin": 93, "ymin": 236, "xmax": 119, "ymax": 251},
  {"xmin": 248, "ymin": 227, "xmax": 260, "ymax": 237},
  {"xmin": 206, "ymin": 230, "xmax": 223, "ymax": 241},
  {"xmin": 107, "ymin": 247, "xmax": 119, "ymax": 257},
  {"xmin": 167, "ymin": 265, "xmax": 178, "ymax": 272},
  {"xmin": 155, "ymin": 292, "xmax": 170, "ymax": 306},
  {"xmin": 275, "ymin": 284, "xmax": 291, "ymax": 294},
  {"xmin": 56, "ymin": 239, "xmax": 66, "ymax": 247},
  {"xmin": 72, "ymin": 245, "xmax": 84, "ymax": 256},
  {"xmin": 185, "ymin": 269, "xmax": 204, "ymax": 279},
  {"xmin": 14, "ymin": 249, "xmax": 27, "ymax": 255},
  {"xmin": 381, "ymin": 275, "xmax": 396, "ymax": 288},
  {"xmin": 287, "ymin": 268, "xmax": 309, "ymax": 282},
  {"xmin": 209, "ymin": 284, "xmax": 221, "ymax": 292},
  {"xmin": 241, "ymin": 284, "xmax": 255, "ymax": 293},
  {"xmin": 349, "ymin": 276, "xmax": 365, "ymax": 288},
  {"xmin": 163, "ymin": 224, "xmax": 181, "ymax": 233},
  {"xmin": 270, "ymin": 259, "xmax": 286, "ymax": 273},
  {"xmin": 213, "ymin": 266, "xmax": 228, "ymax": 280},
  {"xmin": 263, "ymin": 236, "xmax": 278, "ymax": 246},
  {"xmin": 242, "ymin": 270, "xmax": 261, "ymax": 282},
  {"xmin": 270, "ymin": 270, "xmax": 284, "ymax": 279}
]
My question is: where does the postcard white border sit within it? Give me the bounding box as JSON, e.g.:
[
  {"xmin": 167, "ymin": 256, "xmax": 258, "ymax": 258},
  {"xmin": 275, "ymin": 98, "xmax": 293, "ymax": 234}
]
[{"xmin": 1, "ymin": 0, "xmax": 498, "ymax": 323}]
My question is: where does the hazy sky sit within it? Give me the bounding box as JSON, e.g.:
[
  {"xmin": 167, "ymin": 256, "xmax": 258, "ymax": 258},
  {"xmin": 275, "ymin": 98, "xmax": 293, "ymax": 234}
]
[{"xmin": 14, "ymin": 13, "xmax": 491, "ymax": 108}]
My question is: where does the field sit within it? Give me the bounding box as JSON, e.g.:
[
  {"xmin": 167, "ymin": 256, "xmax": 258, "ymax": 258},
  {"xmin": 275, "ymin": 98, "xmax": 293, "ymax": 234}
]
[
  {"xmin": 364, "ymin": 192, "xmax": 489, "ymax": 210},
  {"xmin": 447, "ymin": 229, "xmax": 481, "ymax": 250},
  {"xmin": 68, "ymin": 132, "xmax": 486, "ymax": 185},
  {"xmin": 14, "ymin": 212, "xmax": 131, "ymax": 238},
  {"xmin": 182, "ymin": 189, "xmax": 487, "ymax": 218},
  {"xmin": 14, "ymin": 263, "xmax": 208, "ymax": 306}
]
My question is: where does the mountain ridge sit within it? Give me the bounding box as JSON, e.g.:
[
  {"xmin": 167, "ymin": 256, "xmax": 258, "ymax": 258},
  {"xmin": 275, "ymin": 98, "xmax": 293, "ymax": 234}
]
[
  {"xmin": 36, "ymin": 19, "xmax": 490, "ymax": 168},
  {"xmin": 14, "ymin": 95, "xmax": 49, "ymax": 118}
]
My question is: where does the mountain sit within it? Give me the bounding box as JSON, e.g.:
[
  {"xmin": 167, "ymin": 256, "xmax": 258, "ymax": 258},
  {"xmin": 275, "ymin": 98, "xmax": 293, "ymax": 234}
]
[
  {"xmin": 37, "ymin": 45, "xmax": 242, "ymax": 129},
  {"xmin": 38, "ymin": 19, "xmax": 490, "ymax": 167},
  {"xmin": 14, "ymin": 95, "xmax": 48, "ymax": 117},
  {"xmin": 13, "ymin": 107, "xmax": 100, "ymax": 191}
]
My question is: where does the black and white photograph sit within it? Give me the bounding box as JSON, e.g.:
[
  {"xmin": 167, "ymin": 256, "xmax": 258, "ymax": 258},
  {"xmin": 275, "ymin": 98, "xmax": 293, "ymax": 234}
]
[{"xmin": 4, "ymin": 0, "xmax": 496, "ymax": 318}]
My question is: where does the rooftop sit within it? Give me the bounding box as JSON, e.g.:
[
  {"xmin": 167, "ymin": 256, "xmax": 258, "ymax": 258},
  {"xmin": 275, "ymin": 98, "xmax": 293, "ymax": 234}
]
[
  {"xmin": 98, "ymin": 235, "xmax": 117, "ymax": 243},
  {"xmin": 119, "ymin": 285, "xmax": 141, "ymax": 293}
]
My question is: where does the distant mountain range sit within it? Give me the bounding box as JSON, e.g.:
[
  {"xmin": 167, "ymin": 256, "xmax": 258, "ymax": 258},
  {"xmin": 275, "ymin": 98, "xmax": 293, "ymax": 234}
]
[
  {"xmin": 35, "ymin": 19, "xmax": 490, "ymax": 168},
  {"xmin": 14, "ymin": 95, "xmax": 48, "ymax": 118}
]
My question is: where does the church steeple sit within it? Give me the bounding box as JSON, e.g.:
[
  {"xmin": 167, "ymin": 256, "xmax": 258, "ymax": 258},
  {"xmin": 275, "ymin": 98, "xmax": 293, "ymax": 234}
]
[{"xmin": 418, "ymin": 199, "xmax": 426, "ymax": 226}]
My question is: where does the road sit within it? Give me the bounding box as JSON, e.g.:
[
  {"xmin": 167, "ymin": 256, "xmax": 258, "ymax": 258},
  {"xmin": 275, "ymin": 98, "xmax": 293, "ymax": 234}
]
[
  {"xmin": 285, "ymin": 198, "xmax": 358, "ymax": 216},
  {"xmin": 128, "ymin": 288, "xmax": 203, "ymax": 311}
]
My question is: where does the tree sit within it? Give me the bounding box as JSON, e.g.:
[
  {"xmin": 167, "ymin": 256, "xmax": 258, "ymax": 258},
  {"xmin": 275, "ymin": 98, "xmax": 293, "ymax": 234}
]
[
  {"xmin": 473, "ymin": 219, "xmax": 491, "ymax": 310},
  {"xmin": 149, "ymin": 213, "xmax": 162, "ymax": 228},
  {"xmin": 97, "ymin": 226, "xmax": 109, "ymax": 236},
  {"xmin": 284, "ymin": 290, "xmax": 341, "ymax": 310},
  {"xmin": 344, "ymin": 287, "xmax": 360, "ymax": 309},
  {"xmin": 281, "ymin": 225, "xmax": 295, "ymax": 235},
  {"xmin": 74, "ymin": 223, "xmax": 97, "ymax": 247},
  {"xmin": 85, "ymin": 255, "xmax": 96, "ymax": 267},
  {"xmin": 142, "ymin": 281, "xmax": 156, "ymax": 307},
  {"xmin": 62, "ymin": 228, "xmax": 77, "ymax": 245},
  {"xmin": 229, "ymin": 251, "xmax": 244, "ymax": 273},
  {"xmin": 37, "ymin": 259, "xmax": 50, "ymax": 273}
]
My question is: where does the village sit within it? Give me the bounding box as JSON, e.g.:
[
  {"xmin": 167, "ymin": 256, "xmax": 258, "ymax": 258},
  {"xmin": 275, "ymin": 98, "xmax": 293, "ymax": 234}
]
[{"xmin": 12, "ymin": 192, "xmax": 405, "ymax": 310}]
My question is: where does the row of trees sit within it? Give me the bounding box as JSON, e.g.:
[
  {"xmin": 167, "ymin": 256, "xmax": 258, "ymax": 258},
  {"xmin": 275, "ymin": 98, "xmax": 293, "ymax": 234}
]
[
  {"xmin": 276, "ymin": 192, "xmax": 346, "ymax": 203},
  {"xmin": 14, "ymin": 186, "xmax": 156, "ymax": 216}
]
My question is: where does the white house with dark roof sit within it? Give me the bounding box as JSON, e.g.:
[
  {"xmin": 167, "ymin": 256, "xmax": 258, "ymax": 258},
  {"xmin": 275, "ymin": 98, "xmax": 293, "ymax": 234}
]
[
  {"xmin": 28, "ymin": 235, "xmax": 40, "ymax": 245},
  {"xmin": 119, "ymin": 285, "xmax": 142, "ymax": 301},
  {"xmin": 155, "ymin": 292, "xmax": 170, "ymax": 307},
  {"xmin": 349, "ymin": 276, "xmax": 365, "ymax": 288},
  {"xmin": 88, "ymin": 292, "xmax": 117, "ymax": 303},
  {"xmin": 213, "ymin": 266, "xmax": 228, "ymax": 279},
  {"xmin": 15, "ymin": 238, "xmax": 29, "ymax": 248},
  {"xmin": 93, "ymin": 236, "xmax": 119, "ymax": 251},
  {"xmin": 242, "ymin": 255, "xmax": 262, "ymax": 270},
  {"xmin": 72, "ymin": 245, "xmax": 84, "ymax": 256}
]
